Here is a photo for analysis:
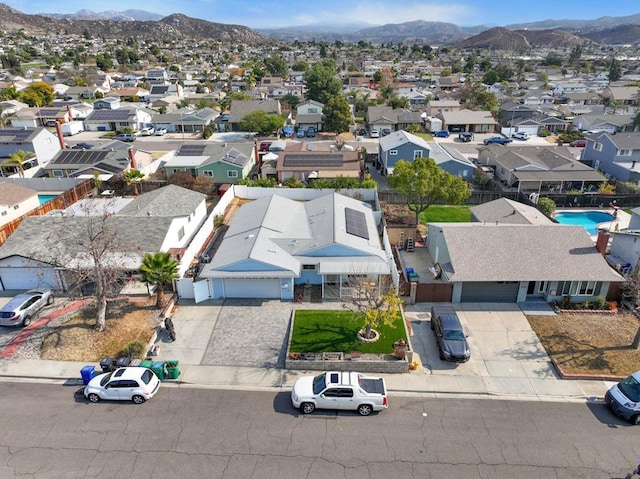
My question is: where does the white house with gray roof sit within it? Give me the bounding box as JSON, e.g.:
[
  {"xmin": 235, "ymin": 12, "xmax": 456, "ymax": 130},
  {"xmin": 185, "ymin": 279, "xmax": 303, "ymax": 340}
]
[
  {"xmin": 470, "ymin": 198, "xmax": 552, "ymax": 225},
  {"xmin": 0, "ymin": 185, "xmax": 207, "ymax": 291},
  {"xmin": 426, "ymin": 223, "xmax": 622, "ymax": 303},
  {"xmin": 199, "ymin": 192, "xmax": 391, "ymax": 300}
]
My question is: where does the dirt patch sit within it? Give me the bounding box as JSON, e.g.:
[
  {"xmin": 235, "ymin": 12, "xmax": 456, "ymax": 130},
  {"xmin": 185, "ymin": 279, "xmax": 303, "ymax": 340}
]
[
  {"xmin": 528, "ymin": 313, "xmax": 640, "ymax": 376},
  {"xmin": 380, "ymin": 202, "xmax": 416, "ymax": 226},
  {"xmin": 40, "ymin": 298, "xmax": 160, "ymax": 362}
]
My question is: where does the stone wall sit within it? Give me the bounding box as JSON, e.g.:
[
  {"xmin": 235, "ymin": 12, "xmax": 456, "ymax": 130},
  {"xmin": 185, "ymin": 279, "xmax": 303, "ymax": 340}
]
[{"xmin": 286, "ymin": 357, "xmax": 408, "ymax": 373}]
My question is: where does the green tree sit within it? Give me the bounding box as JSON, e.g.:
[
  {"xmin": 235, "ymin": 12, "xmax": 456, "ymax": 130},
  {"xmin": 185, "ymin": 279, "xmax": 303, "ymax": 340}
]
[
  {"xmin": 19, "ymin": 81, "xmax": 55, "ymax": 107},
  {"xmin": 238, "ymin": 110, "xmax": 285, "ymax": 135},
  {"xmin": 482, "ymin": 70, "xmax": 499, "ymax": 85},
  {"xmin": 1, "ymin": 149, "xmax": 34, "ymax": 177},
  {"xmin": 280, "ymin": 93, "xmax": 300, "ymax": 109},
  {"xmin": 304, "ymin": 61, "xmax": 343, "ymax": 104},
  {"xmin": 536, "ymin": 197, "xmax": 556, "ymax": 217},
  {"xmin": 263, "ymin": 56, "xmax": 289, "ymax": 78},
  {"xmin": 608, "ymin": 59, "xmax": 622, "ymax": 82},
  {"xmin": 323, "ymin": 96, "xmax": 352, "ymax": 134},
  {"xmin": 387, "ymin": 157, "xmax": 471, "ymax": 225},
  {"xmin": 139, "ymin": 252, "xmax": 180, "ymax": 309},
  {"xmin": 345, "ymin": 277, "xmax": 402, "ymax": 340}
]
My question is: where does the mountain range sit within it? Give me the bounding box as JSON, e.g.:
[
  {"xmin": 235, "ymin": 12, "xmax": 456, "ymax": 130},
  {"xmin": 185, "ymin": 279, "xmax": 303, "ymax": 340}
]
[{"xmin": 0, "ymin": 4, "xmax": 634, "ymax": 47}]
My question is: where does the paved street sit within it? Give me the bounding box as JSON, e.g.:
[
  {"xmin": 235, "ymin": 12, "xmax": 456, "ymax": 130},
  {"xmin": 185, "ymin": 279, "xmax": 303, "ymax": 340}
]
[{"xmin": 0, "ymin": 382, "xmax": 637, "ymax": 479}]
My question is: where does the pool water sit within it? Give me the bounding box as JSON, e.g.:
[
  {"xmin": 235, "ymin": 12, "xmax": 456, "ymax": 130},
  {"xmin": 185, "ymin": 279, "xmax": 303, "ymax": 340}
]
[
  {"xmin": 37, "ymin": 194, "xmax": 58, "ymax": 205},
  {"xmin": 555, "ymin": 211, "xmax": 614, "ymax": 235}
]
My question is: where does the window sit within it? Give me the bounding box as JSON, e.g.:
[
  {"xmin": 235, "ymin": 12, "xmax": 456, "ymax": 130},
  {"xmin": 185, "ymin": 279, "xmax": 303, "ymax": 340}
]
[
  {"xmin": 203, "ymin": 170, "xmax": 214, "ymax": 177},
  {"xmin": 13, "ymin": 205, "xmax": 19, "ymax": 210},
  {"xmin": 338, "ymin": 388, "xmax": 354, "ymax": 398},
  {"xmin": 560, "ymin": 281, "xmax": 597, "ymax": 296},
  {"xmin": 594, "ymin": 142, "xmax": 602, "ymax": 151},
  {"xmin": 323, "ymin": 388, "xmax": 340, "ymax": 398},
  {"xmin": 413, "ymin": 150, "xmax": 422, "ymax": 160},
  {"xmin": 618, "ymin": 149, "xmax": 632, "ymax": 156},
  {"xmin": 178, "ymin": 226, "xmax": 185, "ymax": 241},
  {"xmin": 389, "ymin": 150, "xmax": 398, "ymax": 155},
  {"xmin": 302, "ymin": 265, "xmax": 316, "ymax": 270},
  {"xmin": 52, "ymin": 170, "xmax": 63, "ymax": 177},
  {"xmin": 227, "ymin": 170, "xmax": 238, "ymax": 178},
  {"xmin": 1, "ymin": 211, "xmax": 6, "ymax": 216},
  {"xmin": 308, "ymin": 108, "xmax": 317, "ymax": 113}
]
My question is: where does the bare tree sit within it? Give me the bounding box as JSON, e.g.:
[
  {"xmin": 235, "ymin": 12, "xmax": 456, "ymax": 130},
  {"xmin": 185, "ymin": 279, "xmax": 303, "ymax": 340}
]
[
  {"xmin": 46, "ymin": 202, "xmax": 136, "ymax": 331},
  {"xmin": 621, "ymin": 267, "xmax": 640, "ymax": 349},
  {"xmin": 343, "ymin": 275, "xmax": 402, "ymax": 340}
]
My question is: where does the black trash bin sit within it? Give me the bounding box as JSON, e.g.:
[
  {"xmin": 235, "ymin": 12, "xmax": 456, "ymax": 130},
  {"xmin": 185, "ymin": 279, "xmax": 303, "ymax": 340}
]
[
  {"xmin": 115, "ymin": 357, "xmax": 131, "ymax": 369},
  {"xmin": 99, "ymin": 357, "xmax": 115, "ymax": 373}
]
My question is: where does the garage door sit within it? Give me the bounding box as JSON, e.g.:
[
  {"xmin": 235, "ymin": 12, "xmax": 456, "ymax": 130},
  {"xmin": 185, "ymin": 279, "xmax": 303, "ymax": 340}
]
[
  {"xmin": 222, "ymin": 279, "xmax": 281, "ymax": 299},
  {"xmin": 0, "ymin": 268, "xmax": 61, "ymax": 291},
  {"xmin": 460, "ymin": 281, "xmax": 519, "ymax": 303}
]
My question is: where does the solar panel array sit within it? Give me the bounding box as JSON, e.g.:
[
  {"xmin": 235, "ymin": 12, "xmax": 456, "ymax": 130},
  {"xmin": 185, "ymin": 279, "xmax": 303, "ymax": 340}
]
[
  {"xmin": 90, "ymin": 110, "xmax": 134, "ymax": 121},
  {"xmin": 283, "ymin": 154, "xmax": 343, "ymax": 167},
  {"xmin": 224, "ymin": 149, "xmax": 249, "ymax": 166},
  {"xmin": 53, "ymin": 150, "xmax": 109, "ymax": 165},
  {"xmin": 345, "ymin": 207, "xmax": 369, "ymax": 240},
  {"xmin": 0, "ymin": 129, "xmax": 35, "ymax": 142},
  {"xmin": 178, "ymin": 144, "xmax": 206, "ymax": 156}
]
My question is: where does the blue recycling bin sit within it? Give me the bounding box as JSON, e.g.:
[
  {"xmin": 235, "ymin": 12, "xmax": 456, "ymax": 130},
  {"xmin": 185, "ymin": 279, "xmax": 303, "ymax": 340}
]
[{"xmin": 80, "ymin": 365, "xmax": 96, "ymax": 385}]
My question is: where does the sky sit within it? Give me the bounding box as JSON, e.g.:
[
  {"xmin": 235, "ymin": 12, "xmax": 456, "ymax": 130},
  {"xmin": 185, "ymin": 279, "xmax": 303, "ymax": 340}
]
[{"xmin": 7, "ymin": 1, "xmax": 640, "ymax": 29}]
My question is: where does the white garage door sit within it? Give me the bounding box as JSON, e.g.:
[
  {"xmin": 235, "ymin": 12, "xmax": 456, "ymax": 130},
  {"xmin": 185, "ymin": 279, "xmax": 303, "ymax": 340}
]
[
  {"xmin": 460, "ymin": 281, "xmax": 519, "ymax": 303},
  {"xmin": 223, "ymin": 279, "xmax": 281, "ymax": 299},
  {"xmin": 0, "ymin": 267, "xmax": 61, "ymax": 291}
]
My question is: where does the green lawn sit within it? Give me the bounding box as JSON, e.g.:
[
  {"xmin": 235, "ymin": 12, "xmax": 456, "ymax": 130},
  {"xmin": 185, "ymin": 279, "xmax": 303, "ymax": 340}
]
[
  {"xmin": 289, "ymin": 310, "xmax": 406, "ymax": 354},
  {"xmin": 418, "ymin": 205, "xmax": 471, "ymax": 223}
]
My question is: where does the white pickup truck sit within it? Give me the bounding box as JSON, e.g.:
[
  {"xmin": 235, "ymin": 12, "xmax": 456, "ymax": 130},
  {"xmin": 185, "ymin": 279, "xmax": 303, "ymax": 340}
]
[{"xmin": 291, "ymin": 371, "xmax": 388, "ymax": 416}]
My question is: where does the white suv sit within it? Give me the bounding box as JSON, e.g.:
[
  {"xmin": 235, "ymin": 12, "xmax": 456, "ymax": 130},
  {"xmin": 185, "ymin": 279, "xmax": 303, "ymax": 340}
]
[{"xmin": 84, "ymin": 367, "xmax": 160, "ymax": 404}]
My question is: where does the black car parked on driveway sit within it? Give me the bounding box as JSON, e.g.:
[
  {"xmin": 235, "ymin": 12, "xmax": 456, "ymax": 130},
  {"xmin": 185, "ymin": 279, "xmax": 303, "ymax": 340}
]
[{"xmin": 430, "ymin": 305, "xmax": 471, "ymax": 362}]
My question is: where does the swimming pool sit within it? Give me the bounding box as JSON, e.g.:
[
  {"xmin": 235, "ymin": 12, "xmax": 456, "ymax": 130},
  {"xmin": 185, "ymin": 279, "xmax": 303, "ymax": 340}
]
[
  {"xmin": 555, "ymin": 211, "xmax": 614, "ymax": 235},
  {"xmin": 38, "ymin": 194, "xmax": 58, "ymax": 205}
]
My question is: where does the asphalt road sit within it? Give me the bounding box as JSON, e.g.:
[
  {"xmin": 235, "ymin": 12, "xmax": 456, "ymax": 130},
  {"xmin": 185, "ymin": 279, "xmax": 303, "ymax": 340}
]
[{"xmin": 0, "ymin": 382, "xmax": 638, "ymax": 478}]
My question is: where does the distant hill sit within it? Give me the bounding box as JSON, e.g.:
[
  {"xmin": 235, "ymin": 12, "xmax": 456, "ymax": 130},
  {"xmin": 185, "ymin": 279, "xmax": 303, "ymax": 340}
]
[
  {"xmin": 456, "ymin": 27, "xmax": 589, "ymax": 50},
  {"xmin": 506, "ymin": 13, "xmax": 640, "ymax": 31},
  {"xmin": 351, "ymin": 20, "xmax": 473, "ymax": 44},
  {"xmin": 41, "ymin": 9, "xmax": 164, "ymax": 22},
  {"xmin": 0, "ymin": 4, "xmax": 266, "ymax": 44},
  {"xmin": 580, "ymin": 24, "xmax": 640, "ymax": 45}
]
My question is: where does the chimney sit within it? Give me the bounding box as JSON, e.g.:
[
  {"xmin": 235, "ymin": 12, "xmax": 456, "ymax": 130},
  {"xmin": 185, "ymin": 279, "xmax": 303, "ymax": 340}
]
[
  {"xmin": 55, "ymin": 121, "xmax": 67, "ymax": 150},
  {"xmin": 254, "ymin": 138, "xmax": 259, "ymax": 164},
  {"xmin": 66, "ymin": 105, "xmax": 73, "ymax": 120},
  {"xmin": 595, "ymin": 231, "xmax": 610, "ymax": 256},
  {"xmin": 128, "ymin": 148, "xmax": 137, "ymax": 169}
]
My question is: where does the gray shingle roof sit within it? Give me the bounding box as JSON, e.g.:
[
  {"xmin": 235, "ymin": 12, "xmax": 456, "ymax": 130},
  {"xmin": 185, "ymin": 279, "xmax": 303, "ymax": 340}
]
[
  {"xmin": 118, "ymin": 184, "xmax": 205, "ymax": 217},
  {"xmin": 470, "ymin": 198, "xmax": 553, "ymax": 225},
  {"xmin": 604, "ymin": 132, "xmax": 640, "ymax": 150},
  {"xmin": 229, "ymin": 100, "xmax": 280, "ymax": 122},
  {"xmin": 0, "ymin": 183, "xmax": 38, "ymax": 206},
  {"xmin": 432, "ymin": 223, "xmax": 622, "ymax": 282}
]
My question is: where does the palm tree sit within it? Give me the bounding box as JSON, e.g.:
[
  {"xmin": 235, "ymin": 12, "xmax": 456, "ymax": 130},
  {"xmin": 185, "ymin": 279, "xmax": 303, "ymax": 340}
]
[
  {"xmin": 122, "ymin": 168, "xmax": 145, "ymax": 196},
  {"xmin": 1, "ymin": 150, "xmax": 35, "ymax": 177},
  {"xmin": 139, "ymin": 252, "xmax": 179, "ymax": 309}
]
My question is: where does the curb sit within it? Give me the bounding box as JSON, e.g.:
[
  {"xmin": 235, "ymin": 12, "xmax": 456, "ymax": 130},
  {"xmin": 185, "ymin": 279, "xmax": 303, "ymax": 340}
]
[
  {"xmin": 0, "ymin": 300, "xmax": 90, "ymax": 359},
  {"xmin": 550, "ymin": 358, "xmax": 625, "ymax": 382}
]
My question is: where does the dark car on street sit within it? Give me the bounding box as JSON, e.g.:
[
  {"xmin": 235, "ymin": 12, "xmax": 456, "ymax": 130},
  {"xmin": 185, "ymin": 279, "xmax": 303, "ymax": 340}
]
[
  {"xmin": 431, "ymin": 305, "xmax": 471, "ymax": 363},
  {"xmin": 458, "ymin": 132, "xmax": 473, "ymax": 142},
  {"xmin": 484, "ymin": 136, "xmax": 512, "ymax": 145},
  {"xmin": 570, "ymin": 139, "xmax": 587, "ymax": 147},
  {"xmin": 72, "ymin": 142, "xmax": 94, "ymax": 149},
  {"xmin": 434, "ymin": 130, "xmax": 450, "ymax": 138},
  {"xmin": 259, "ymin": 142, "xmax": 272, "ymax": 152}
]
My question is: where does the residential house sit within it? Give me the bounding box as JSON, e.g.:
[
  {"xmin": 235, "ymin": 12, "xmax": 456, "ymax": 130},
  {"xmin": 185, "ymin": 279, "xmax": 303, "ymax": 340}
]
[
  {"xmin": 378, "ymin": 130, "xmax": 430, "ymax": 175},
  {"xmin": 163, "ymin": 142, "xmax": 255, "ymax": 183},
  {"xmin": 0, "ymin": 127, "xmax": 61, "ymax": 176},
  {"xmin": 522, "ymin": 93, "xmax": 555, "ymax": 106},
  {"xmin": 153, "ymin": 107, "xmax": 219, "ymax": 134},
  {"xmin": 437, "ymin": 76, "xmax": 461, "ymax": 90},
  {"xmin": 295, "ymin": 100, "xmax": 324, "ymax": 132},
  {"xmin": 580, "ymin": 132, "xmax": 640, "ymax": 183},
  {"xmin": 229, "ymin": 100, "xmax": 281, "ymax": 131},
  {"xmin": 367, "ymin": 106, "xmax": 422, "ymax": 134},
  {"xmin": 600, "ymin": 86, "xmax": 640, "ymax": 107},
  {"xmin": 0, "ymin": 185, "xmax": 208, "ymax": 291},
  {"xmin": 470, "ymin": 198, "xmax": 553, "ymax": 225},
  {"xmin": 478, "ymin": 145, "xmax": 607, "ymax": 193},
  {"xmin": 84, "ymin": 108, "xmax": 152, "ymax": 132},
  {"xmin": 9, "ymin": 107, "xmax": 70, "ymax": 128},
  {"xmin": 42, "ymin": 144, "xmax": 144, "ymax": 180},
  {"xmin": 397, "ymin": 88, "xmax": 429, "ymax": 106},
  {"xmin": 148, "ymin": 84, "xmax": 184, "ymax": 104},
  {"xmin": 146, "ymin": 68, "xmax": 169, "ymax": 85},
  {"xmin": 347, "ymin": 76, "xmax": 370, "ymax": 88},
  {"xmin": 93, "ymin": 97, "xmax": 122, "ymax": 110},
  {"xmin": 63, "ymin": 86, "xmax": 101, "ymax": 101},
  {"xmin": 425, "ymin": 99, "xmax": 461, "ymax": 116},
  {"xmin": 552, "ymin": 81, "xmax": 589, "ymax": 96},
  {"xmin": 426, "ymin": 223, "xmax": 622, "ymax": 303},
  {"xmin": 436, "ymin": 109, "xmax": 498, "ymax": 134},
  {"xmin": 276, "ymin": 143, "xmax": 362, "ymax": 182},
  {"xmin": 572, "ymin": 114, "xmax": 635, "ymax": 134},
  {"xmin": 199, "ymin": 191, "xmax": 391, "ymax": 300},
  {"xmin": 0, "ymin": 100, "xmax": 28, "ymax": 117},
  {"xmin": 111, "ymin": 87, "xmax": 150, "ymax": 103},
  {"xmin": 0, "ymin": 182, "xmax": 39, "ymax": 228},
  {"xmin": 428, "ymin": 142, "xmax": 475, "ymax": 180}
]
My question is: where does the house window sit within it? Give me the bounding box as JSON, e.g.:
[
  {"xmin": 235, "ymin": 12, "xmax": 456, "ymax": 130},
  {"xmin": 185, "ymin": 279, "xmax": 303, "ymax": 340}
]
[
  {"xmin": 413, "ymin": 150, "xmax": 422, "ymax": 160},
  {"xmin": 618, "ymin": 149, "xmax": 632, "ymax": 156},
  {"xmin": 308, "ymin": 108, "xmax": 317, "ymax": 113},
  {"xmin": 560, "ymin": 281, "xmax": 597, "ymax": 296},
  {"xmin": 13, "ymin": 204, "xmax": 19, "ymax": 210},
  {"xmin": 1, "ymin": 211, "xmax": 6, "ymax": 216},
  {"xmin": 227, "ymin": 170, "xmax": 238, "ymax": 178},
  {"xmin": 389, "ymin": 150, "xmax": 398, "ymax": 155},
  {"xmin": 178, "ymin": 226, "xmax": 185, "ymax": 241},
  {"xmin": 594, "ymin": 142, "xmax": 602, "ymax": 151},
  {"xmin": 52, "ymin": 170, "xmax": 63, "ymax": 177},
  {"xmin": 203, "ymin": 170, "xmax": 214, "ymax": 177},
  {"xmin": 302, "ymin": 265, "xmax": 316, "ymax": 270}
]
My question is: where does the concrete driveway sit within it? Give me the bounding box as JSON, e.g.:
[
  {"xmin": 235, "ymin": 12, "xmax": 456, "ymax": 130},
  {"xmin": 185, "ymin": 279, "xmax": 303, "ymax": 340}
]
[{"xmin": 406, "ymin": 303, "xmax": 553, "ymax": 374}]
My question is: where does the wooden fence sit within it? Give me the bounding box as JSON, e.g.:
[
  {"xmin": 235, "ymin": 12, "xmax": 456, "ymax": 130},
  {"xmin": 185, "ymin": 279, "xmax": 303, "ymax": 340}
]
[{"xmin": 0, "ymin": 179, "xmax": 94, "ymax": 247}]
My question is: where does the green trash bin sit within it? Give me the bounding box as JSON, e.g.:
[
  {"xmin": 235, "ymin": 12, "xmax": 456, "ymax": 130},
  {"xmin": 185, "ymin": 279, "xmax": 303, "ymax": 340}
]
[
  {"xmin": 151, "ymin": 361, "xmax": 166, "ymax": 381},
  {"xmin": 166, "ymin": 360, "xmax": 180, "ymax": 380},
  {"xmin": 140, "ymin": 359, "xmax": 153, "ymax": 370}
]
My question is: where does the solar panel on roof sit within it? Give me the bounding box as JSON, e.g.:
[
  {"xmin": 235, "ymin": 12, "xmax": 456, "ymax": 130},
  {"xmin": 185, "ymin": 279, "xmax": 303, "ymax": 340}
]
[
  {"xmin": 91, "ymin": 110, "xmax": 134, "ymax": 120},
  {"xmin": 283, "ymin": 154, "xmax": 343, "ymax": 167},
  {"xmin": 345, "ymin": 207, "xmax": 369, "ymax": 240}
]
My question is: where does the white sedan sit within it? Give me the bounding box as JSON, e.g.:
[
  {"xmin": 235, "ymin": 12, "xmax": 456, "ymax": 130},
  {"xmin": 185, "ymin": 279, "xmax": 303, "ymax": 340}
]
[
  {"xmin": 155, "ymin": 128, "xmax": 167, "ymax": 136},
  {"xmin": 84, "ymin": 367, "xmax": 160, "ymax": 404}
]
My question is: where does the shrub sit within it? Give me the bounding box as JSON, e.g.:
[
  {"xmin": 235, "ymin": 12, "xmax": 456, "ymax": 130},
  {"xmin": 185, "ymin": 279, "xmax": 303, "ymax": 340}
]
[
  {"xmin": 537, "ymin": 197, "xmax": 556, "ymax": 217},
  {"xmin": 214, "ymin": 215, "xmax": 225, "ymax": 227},
  {"xmin": 594, "ymin": 296, "xmax": 607, "ymax": 310},
  {"xmin": 538, "ymin": 129, "xmax": 551, "ymax": 137},
  {"xmin": 120, "ymin": 340, "xmax": 146, "ymax": 359}
]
